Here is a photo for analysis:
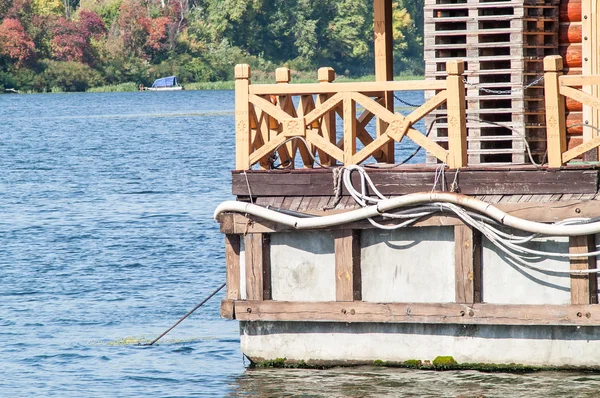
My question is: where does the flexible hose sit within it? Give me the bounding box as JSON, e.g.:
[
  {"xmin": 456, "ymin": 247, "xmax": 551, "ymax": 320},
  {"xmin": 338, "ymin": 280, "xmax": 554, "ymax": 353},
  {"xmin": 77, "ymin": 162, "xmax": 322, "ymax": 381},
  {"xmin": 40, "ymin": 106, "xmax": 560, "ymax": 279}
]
[{"xmin": 214, "ymin": 192, "xmax": 600, "ymax": 236}]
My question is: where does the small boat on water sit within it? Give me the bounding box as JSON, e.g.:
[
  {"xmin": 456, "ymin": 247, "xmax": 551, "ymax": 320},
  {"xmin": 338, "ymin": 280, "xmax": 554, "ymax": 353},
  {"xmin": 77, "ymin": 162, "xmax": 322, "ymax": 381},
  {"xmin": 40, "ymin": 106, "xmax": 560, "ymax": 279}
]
[{"xmin": 145, "ymin": 76, "xmax": 184, "ymax": 91}]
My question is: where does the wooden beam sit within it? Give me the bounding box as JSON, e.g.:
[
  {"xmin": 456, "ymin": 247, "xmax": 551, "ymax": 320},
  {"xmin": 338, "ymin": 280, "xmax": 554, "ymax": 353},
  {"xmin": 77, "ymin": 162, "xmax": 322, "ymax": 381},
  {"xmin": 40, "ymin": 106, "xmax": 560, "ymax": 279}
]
[
  {"xmin": 234, "ymin": 301, "xmax": 600, "ymax": 326},
  {"xmin": 343, "ymin": 95, "xmax": 357, "ymax": 164},
  {"xmin": 234, "ymin": 64, "xmax": 251, "ymax": 169},
  {"xmin": 569, "ymin": 235, "xmax": 598, "ymax": 305},
  {"xmin": 544, "ymin": 56, "xmax": 567, "ymax": 168},
  {"xmin": 374, "ymin": 0, "xmax": 394, "ymax": 162},
  {"xmin": 225, "ymin": 234, "xmax": 241, "ymax": 300},
  {"xmin": 244, "ymin": 233, "xmax": 271, "ymax": 301},
  {"xmin": 221, "ymin": 299, "xmax": 235, "ymax": 320},
  {"xmin": 446, "ymin": 60, "xmax": 467, "ymax": 168},
  {"xmin": 454, "ymin": 225, "xmax": 482, "ymax": 304},
  {"xmin": 334, "ymin": 230, "xmax": 362, "ymax": 301},
  {"xmin": 248, "ymin": 80, "xmax": 448, "ymax": 96},
  {"xmin": 231, "ymin": 169, "xmax": 599, "ymax": 197}
]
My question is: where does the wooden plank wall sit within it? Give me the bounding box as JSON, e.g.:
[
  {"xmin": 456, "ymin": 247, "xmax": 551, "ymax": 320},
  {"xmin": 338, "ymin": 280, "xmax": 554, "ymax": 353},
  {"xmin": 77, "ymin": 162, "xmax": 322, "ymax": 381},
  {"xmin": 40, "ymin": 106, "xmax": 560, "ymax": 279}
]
[{"xmin": 222, "ymin": 217, "xmax": 600, "ymax": 325}]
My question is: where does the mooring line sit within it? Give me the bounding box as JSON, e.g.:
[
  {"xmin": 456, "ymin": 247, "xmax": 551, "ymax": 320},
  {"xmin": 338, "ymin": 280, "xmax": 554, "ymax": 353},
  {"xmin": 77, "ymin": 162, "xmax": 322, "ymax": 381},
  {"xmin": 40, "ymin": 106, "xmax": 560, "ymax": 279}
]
[{"xmin": 144, "ymin": 282, "xmax": 226, "ymax": 346}]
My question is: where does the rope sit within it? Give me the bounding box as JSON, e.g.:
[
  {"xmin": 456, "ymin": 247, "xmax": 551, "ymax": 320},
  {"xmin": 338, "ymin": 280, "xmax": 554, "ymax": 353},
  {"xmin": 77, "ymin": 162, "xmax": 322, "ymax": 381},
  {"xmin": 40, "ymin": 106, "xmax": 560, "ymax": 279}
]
[
  {"xmin": 242, "ymin": 171, "xmax": 253, "ymax": 203},
  {"xmin": 324, "ymin": 168, "xmax": 343, "ymax": 210},
  {"xmin": 143, "ymin": 283, "xmax": 226, "ymax": 346}
]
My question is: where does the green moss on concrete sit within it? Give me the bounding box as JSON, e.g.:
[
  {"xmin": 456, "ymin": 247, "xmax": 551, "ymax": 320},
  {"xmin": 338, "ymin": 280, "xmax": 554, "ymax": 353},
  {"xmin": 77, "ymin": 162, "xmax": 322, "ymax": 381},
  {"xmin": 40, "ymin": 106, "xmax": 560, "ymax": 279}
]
[
  {"xmin": 433, "ymin": 356, "xmax": 458, "ymax": 369},
  {"xmin": 403, "ymin": 359, "xmax": 423, "ymax": 369},
  {"xmin": 249, "ymin": 357, "xmax": 600, "ymax": 373},
  {"xmin": 252, "ymin": 358, "xmax": 332, "ymax": 369}
]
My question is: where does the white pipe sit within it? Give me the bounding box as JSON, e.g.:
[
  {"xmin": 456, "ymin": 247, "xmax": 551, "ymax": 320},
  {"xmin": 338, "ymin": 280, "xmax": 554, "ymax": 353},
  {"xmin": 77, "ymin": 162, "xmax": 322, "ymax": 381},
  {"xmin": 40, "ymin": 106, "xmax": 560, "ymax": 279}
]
[{"xmin": 214, "ymin": 192, "xmax": 600, "ymax": 236}]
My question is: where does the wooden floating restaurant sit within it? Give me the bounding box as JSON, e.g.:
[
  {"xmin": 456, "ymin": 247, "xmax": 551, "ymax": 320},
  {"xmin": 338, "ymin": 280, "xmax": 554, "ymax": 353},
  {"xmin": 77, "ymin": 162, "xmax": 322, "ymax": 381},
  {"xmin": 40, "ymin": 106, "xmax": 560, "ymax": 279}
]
[{"xmin": 214, "ymin": 0, "xmax": 600, "ymax": 368}]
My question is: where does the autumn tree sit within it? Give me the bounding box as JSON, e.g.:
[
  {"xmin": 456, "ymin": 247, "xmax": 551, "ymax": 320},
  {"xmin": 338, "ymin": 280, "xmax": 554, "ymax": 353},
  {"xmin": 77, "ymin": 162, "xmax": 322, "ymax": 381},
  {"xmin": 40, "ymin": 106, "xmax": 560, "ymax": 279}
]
[{"xmin": 0, "ymin": 18, "xmax": 35, "ymax": 66}]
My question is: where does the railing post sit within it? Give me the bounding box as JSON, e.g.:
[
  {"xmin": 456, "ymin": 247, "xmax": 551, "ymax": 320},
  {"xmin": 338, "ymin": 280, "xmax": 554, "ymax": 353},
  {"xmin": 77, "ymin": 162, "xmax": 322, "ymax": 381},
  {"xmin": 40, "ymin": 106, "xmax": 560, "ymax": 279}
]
[
  {"xmin": 235, "ymin": 64, "xmax": 251, "ymax": 170},
  {"xmin": 318, "ymin": 67, "xmax": 336, "ymax": 166},
  {"xmin": 544, "ymin": 55, "xmax": 567, "ymax": 168},
  {"xmin": 446, "ymin": 60, "xmax": 467, "ymax": 168}
]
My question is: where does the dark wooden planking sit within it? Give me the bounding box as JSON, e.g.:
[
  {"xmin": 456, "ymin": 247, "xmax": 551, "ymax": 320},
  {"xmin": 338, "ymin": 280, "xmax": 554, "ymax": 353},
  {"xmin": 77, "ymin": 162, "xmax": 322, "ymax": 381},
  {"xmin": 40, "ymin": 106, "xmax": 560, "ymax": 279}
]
[
  {"xmin": 334, "ymin": 230, "xmax": 362, "ymax": 302},
  {"xmin": 454, "ymin": 225, "xmax": 482, "ymax": 304},
  {"xmin": 569, "ymin": 235, "xmax": 598, "ymax": 305},
  {"xmin": 225, "ymin": 234, "xmax": 241, "ymax": 300},
  {"xmin": 232, "ymin": 169, "xmax": 599, "ymax": 197},
  {"xmin": 221, "ymin": 299, "xmax": 235, "ymax": 320},
  {"xmin": 244, "ymin": 233, "xmax": 271, "ymax": 301},
  {"xmin": 234, "ymin": 301, "xmax": 600, "ymax": 326}
]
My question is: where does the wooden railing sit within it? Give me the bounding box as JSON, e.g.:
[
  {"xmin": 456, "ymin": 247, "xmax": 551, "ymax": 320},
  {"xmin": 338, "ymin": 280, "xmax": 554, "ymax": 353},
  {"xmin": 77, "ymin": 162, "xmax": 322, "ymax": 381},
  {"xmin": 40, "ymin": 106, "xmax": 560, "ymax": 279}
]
[
  {"xmin": 545, "ymin": 55, "xmax": 600, "ymax": 167},
  {"xmin": 234, "ymin": 61, "xmax": 467, "ymax": 170}
]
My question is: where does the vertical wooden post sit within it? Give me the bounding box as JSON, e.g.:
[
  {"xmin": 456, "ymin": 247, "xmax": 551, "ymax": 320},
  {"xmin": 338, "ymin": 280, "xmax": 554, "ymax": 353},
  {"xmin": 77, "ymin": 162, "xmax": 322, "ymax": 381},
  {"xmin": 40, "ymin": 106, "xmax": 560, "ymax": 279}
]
[
  {"xmin": 454, "ymin": 224, "xmax": 482, "ymax": 304},
  {"xmin": 318, "ymin": 67, "xmax": 336, "ymax": 166},
  {"xmin": 235, "ymin": 64, "xmax": 251, "ymax": 170},
  {"xmin": 544, "ymin": 56, "xmax": 567, "ymax": 168},
  {"xmin": 374, "ymin": 0, "xmax": 394, "ymax": 163},
  {"xmin": 334, "ymin": 230, "xmax": 362, "ymax": 301},
  {"xmin": 225, "ymin": 234, "xmax": 241, "ymax": 300},
  {"xmin": 343, "ymin": 95, "xmax": 357, "ymax": 165},
  {"xmin": 582, "ymin": 0, "xmax": 600, "ymax": 161},
  {"xmin": 569, "ymin": 235, "xmax": 598, "ymax": 305},
  {"xmin": 446, "ymin": 60, "xmax": 467, "ymax": 169},
  {"xmin": 244, "ymin": 233, "xmax": 271, "ymax": 301}
]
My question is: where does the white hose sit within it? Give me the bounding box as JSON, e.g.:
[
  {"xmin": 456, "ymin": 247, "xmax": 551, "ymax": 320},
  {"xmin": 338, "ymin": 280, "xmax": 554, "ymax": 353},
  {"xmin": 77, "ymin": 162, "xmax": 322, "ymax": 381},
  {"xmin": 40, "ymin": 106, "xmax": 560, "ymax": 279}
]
[{"xmin": 214, "ymin": 192, "xmax": 600, "ymax": 236}]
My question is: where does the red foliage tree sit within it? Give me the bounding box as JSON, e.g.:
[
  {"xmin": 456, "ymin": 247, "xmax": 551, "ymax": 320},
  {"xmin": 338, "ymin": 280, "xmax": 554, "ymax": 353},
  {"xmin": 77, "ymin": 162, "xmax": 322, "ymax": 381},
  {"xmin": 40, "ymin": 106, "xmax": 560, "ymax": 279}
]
[
  {"xmin": 77, "ymin": 10, "xmax": 106, "ymax": 40},
  {"xmin": 0, "ymin": 18, "xmax": 35, "ymax": 66},
  {"xmin": 50, "ymin": 17, "xmax": 87, "ymax": 62},
  {"xmin": 141, "ymin": 16, "xmax": 169, "ymax": 52}
]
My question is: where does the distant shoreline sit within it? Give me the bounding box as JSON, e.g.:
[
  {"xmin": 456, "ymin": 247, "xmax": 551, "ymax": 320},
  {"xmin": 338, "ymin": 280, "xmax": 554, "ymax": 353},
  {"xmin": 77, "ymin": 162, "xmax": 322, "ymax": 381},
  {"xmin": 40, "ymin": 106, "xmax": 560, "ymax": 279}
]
[{"xmin": 3, "ymin": 74, "xmax": 424, "ymax": 94}]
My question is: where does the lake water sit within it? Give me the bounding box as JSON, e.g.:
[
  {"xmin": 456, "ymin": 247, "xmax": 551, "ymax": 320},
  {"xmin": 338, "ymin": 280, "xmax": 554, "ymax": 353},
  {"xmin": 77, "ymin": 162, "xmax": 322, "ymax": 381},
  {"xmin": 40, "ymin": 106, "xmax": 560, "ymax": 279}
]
[{"xmin": 2, "ymin": 90, "xmax": 600, "ymax": 397}]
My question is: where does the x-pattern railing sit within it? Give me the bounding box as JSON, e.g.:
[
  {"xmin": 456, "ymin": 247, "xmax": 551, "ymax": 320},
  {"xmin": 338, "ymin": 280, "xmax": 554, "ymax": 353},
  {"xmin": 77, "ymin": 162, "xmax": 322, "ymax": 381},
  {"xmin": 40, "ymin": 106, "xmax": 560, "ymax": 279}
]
[{"xmin": 234, "ymin": 61, "xmax": 468, "ymax": 170}]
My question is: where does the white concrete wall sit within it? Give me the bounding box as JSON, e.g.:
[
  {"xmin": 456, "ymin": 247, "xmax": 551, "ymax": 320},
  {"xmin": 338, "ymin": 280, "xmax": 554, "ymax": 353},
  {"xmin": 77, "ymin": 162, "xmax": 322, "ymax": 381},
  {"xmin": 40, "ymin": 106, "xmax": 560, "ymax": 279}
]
[
  {"xmin": 482, "ymin": 235, "xmax": 571, "ymax": 305},
  {"xmin": 270, "ymin": 231, "xmax": 336, "ymax": 302},
  {"xmin": 360, "ymin": 227, "xmax": 455, "ymax": 303},
  {"xmin": 240, "ymin": 321, "xmax": 600, "ymax": 367}
]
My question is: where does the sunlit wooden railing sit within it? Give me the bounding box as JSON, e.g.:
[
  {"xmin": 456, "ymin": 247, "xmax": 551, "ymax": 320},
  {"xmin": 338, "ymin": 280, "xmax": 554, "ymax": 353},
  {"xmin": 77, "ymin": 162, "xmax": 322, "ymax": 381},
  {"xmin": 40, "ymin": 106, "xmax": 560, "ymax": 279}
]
[
  {"xmin": 545, "ymin": 55, "xmax": 600, "ymax": 167},
  {"xmin": 234, "ymin": 61, "xmax": 468, "ymax": 170}
]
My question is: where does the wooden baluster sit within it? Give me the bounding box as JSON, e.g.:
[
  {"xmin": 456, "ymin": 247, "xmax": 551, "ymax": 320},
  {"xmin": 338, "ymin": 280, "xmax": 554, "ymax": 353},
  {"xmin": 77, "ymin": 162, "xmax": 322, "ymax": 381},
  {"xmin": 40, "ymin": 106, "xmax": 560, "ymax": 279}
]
[
  {"xmin": 374, "ymin": 0, "xmax": 394, "ymax": 163},
  {"xmin": 544, "ymin": 55, "xmax": 567, "ymax": 168},
  {"xmin": 343, "ymin": 95, "xmax": 357, "ymax": 165},
  {"xmin": 317, "ymin": 67, "xmax": 336, "ymax": 166},
  {"xmin": 446, "ymin": 60, "xmax": 467, "ymax": 169},
  {"xmin": 235, "ymin": 64, "xmax": 251, "ymax": 170},
  {"xmin": 275, "ymin": 67, "xmax": 297, "ymax": 166}
]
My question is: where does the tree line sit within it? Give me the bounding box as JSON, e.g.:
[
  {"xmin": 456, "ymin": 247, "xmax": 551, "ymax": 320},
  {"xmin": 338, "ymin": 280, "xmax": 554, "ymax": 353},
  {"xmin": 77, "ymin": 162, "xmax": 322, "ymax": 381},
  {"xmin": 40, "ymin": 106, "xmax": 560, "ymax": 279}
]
[{"xmin": 0, "ymin": 0, "xmax": 424, "ymax": 92}]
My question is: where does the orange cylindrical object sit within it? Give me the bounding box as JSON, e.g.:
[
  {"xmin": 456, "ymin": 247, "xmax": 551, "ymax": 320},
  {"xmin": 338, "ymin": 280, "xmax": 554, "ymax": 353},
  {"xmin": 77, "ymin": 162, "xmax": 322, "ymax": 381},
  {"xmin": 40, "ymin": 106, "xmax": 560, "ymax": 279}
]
[
  {"xmin": 559, "ymin": 23, "xmax": 582, "ymax": 44},
  {"xmin": 560, "ymin": 0, "xmax": 582, "ymax": 23},
  {"xmin": 560, "ymin": 44, "xmax": 583, "ymax": 68}
]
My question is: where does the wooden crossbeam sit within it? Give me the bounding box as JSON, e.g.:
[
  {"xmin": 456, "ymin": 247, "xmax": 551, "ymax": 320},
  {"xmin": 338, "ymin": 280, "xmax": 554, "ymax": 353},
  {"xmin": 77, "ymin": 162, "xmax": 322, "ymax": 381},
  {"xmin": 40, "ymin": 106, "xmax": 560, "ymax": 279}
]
[
  {"xmin": 233, "ymin": 301, "xmax": 600, "ymax": 326},
  {"xmin": 560, "ymin": 86, "xmax": 600, "ymax": 110},
  {"xmin": 249, "ymin": 94, "xmax": 294, "ymax": 122},
  {"xmin": 305, "ymin": 93, "xmax": 345, "ymax": 125}
]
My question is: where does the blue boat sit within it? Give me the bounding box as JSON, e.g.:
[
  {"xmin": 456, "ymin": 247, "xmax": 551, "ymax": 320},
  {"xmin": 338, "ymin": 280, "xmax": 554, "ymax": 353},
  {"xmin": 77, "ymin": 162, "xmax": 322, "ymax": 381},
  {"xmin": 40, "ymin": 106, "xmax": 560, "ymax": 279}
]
[{"xmin": 146, "ymin": 76, "xmax": 183, "ymax": 91}]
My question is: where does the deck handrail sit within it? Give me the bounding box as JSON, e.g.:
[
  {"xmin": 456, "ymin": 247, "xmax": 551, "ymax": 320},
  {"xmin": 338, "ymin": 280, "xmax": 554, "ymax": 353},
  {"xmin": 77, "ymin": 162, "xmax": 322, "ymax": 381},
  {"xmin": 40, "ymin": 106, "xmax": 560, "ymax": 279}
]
[
  {"xmin": 545, "ymin": 55, "xmax": 600, "ymax": 167},
  {"xmin": 234, "ymin": 61, "xmax": 467, "ymax": 170}
]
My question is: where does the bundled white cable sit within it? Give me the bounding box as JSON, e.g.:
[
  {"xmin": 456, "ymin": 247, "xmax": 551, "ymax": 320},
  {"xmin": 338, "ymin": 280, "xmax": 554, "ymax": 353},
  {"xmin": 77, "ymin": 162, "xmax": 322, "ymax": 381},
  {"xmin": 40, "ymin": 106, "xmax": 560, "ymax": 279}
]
[{"xmin": 214, "ymin": 166, "xmax": 600, "ymax": 275}]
